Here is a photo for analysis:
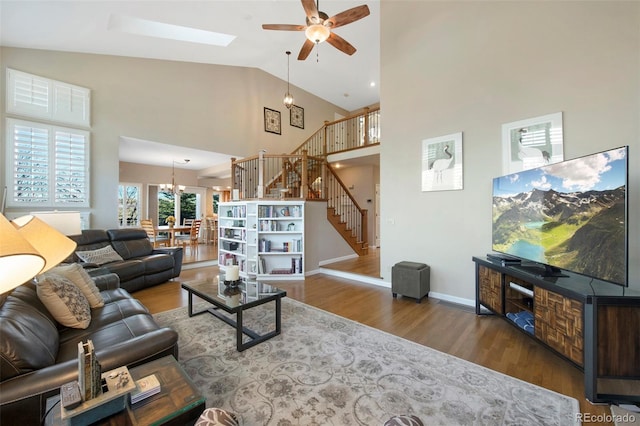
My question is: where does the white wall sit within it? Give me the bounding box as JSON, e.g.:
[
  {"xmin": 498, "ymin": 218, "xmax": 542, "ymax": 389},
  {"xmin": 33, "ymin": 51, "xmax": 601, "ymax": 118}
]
[
  {"xmin": 0, "ymin": 48, "xmax": 348, "ymax": 228},
  {"xmin": 380, "ymin": 1, "xmax": 640, "ymax": 299}
]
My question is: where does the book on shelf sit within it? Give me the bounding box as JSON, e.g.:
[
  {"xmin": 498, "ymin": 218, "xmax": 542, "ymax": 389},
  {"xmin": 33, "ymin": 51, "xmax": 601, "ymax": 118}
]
[{"xmin": 130, "ymin": 374, "xmax": 161, "ymax": 404}]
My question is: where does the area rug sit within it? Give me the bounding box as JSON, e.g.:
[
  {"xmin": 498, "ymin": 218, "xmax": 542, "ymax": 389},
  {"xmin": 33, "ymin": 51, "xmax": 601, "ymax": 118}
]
[{"xmin": 154, "ymin": 299, "xmax": 580, "ymax": 425}]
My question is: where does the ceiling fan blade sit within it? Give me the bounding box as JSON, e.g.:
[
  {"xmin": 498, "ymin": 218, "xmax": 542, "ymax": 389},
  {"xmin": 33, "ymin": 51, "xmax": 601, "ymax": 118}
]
[
  {"xmin": 325, "ymin": 5, "xmax": 370, "ymax": 29},
  {"xmin": 327, "ymin": 32, "xmax": 356, "ymax": 56},
  {"xmin": 262, "ymin": 24, "xmax": 306, "ymax": 31},
  {"xmin": 301, "ymin": 0, "xmax": 320, "ymax": 24},
  {"xmin": 298, "ymin": 39, "xmax": 315, "ymax": 60}
]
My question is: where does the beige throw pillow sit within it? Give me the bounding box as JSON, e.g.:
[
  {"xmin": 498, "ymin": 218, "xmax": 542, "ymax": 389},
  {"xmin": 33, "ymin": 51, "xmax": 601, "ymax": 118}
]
[
  {"xmin": 46, "ymin": 263, "xmax": 104, "ymax": 308},
  {"xmin": 37, "ymin": 274, "xmax": 91, "ymax": 329}
]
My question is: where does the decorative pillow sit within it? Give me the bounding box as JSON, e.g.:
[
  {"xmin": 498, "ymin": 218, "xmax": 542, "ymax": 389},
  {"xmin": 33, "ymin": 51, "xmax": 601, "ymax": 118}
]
[
  {"xmin": 37, "ymin": 274, "xmax": 91, "ymax": 329},
  {"xmin": 195, "ymin": 408, "xmax": 239, "ymax": 426},
  {"xmin": 384, "ymin": 415, "xmax": 424, "ymax": 426},
  {"xmin": 76, "ymin": 245, "xmax": 123, "ymax": 266},
  {"xmin": 46, "ymin": 263, "xmax": 104, "ymax": 308}
]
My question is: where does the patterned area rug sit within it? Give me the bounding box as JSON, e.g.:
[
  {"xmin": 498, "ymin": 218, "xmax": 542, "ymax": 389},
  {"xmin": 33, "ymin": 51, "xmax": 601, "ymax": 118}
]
[{"xmin": 154, "ymin": 298, "xmax": 579, "ymax": 425}]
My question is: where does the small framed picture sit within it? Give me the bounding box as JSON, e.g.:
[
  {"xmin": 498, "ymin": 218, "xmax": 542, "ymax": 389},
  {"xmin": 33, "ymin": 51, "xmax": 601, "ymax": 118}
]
[
  {"xmin": 264, "ymin": 107, "xmax": 281, "ymax": 135},
  {"xmin": 421, "ymin": 132, "xmax": 463, "ymax": 192},
  {"xmin": 501, "ymin": 112, "xmax": 563, "ymax": 173},
  {"xmin": 290, "ymin": 105, "xmax": 304, "ymax": 129}
]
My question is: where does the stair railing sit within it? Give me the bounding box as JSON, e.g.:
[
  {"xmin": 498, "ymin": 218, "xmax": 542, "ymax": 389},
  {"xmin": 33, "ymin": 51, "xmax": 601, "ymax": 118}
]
[{"xmin": 324, "ymin": 163, "xmax": 368, "ymax": 250}]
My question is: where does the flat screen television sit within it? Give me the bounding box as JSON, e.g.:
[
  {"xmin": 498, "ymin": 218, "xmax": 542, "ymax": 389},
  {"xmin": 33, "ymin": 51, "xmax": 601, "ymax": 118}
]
[{"xmin": 492, "ymin": 146, "xmax": 628, "ymax": 286}]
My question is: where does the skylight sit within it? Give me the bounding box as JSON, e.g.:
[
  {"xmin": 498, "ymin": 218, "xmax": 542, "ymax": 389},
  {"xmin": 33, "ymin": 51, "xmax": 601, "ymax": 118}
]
[{"xmin": 108, "ymin": 14, "xmax": 236, "ymax": 47}]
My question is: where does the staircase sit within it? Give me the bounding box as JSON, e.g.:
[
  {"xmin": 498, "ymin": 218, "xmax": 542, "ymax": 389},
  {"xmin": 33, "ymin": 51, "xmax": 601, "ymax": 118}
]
[{"xmin": 231, "ymin": 107, "xmax": 380, "ymax": 256}]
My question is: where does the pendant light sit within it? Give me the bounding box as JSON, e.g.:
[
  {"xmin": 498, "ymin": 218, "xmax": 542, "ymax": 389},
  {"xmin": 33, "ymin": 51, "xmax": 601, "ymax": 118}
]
[
  {"xmin": 283, "ymin": 51, "xmax": 294, "ymax": 109},
  {"xmin": 160, "ymin": 159, "xmax": 190, "ymax": 195}
]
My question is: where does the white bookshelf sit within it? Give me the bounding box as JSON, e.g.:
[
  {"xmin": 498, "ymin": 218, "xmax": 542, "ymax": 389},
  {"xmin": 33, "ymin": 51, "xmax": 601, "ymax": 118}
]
[{"xmin": 219, "ymin": 200, "xmax": 304, "ymax": 280}]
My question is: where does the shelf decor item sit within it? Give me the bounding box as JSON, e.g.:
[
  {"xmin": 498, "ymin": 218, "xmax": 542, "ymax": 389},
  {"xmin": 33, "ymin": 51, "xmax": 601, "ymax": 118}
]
[
  {"xmin": 290, "ymin": 105, "xmax": 304, "ymax": 129},
  {"xmin": 264, "ymin": 107, "xmax": 281, "ymax": 135}
]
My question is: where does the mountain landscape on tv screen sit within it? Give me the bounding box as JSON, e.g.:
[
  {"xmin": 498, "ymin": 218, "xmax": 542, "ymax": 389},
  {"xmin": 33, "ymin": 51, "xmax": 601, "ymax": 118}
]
[{"xmin": 493, "ymin": 186, "xmax": 626, "ymax": 284}]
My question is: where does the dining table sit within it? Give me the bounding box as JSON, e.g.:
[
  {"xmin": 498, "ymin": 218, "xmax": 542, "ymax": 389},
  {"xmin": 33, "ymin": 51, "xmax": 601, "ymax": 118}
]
[{"xmin": 156, "ymin": 225, "xmax": 192, "ymax": 246}]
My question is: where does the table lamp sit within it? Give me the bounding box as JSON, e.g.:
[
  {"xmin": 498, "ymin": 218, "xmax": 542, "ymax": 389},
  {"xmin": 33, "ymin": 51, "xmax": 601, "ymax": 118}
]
[
  {"xmin": 0, "ymin": 213, "xmax": 45, "ymax": 294},
  {"xmin": 0, "ymin": 214, "xmax": 77, "ymax": 294},
  {"xmin": 12, "ymin": 215, "xmax": 78, "ymax": 273}
]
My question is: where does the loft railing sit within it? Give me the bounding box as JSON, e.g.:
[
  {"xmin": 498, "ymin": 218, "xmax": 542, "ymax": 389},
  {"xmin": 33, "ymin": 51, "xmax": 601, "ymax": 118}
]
[{"xmin": 291, "ymin": 106, "xmax": 380, "ymax": 157}]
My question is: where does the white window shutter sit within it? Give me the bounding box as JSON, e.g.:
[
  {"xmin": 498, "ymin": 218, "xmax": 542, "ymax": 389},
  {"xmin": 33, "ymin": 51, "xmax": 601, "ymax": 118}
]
[
  {"xmin": 7, "ymin": 119, "xmax": 50, "ymax": 204},
  {"xmin": 5, "ymin": 118, "xmax": 90, "ymax": 207},
  {"xmin": 7, "ymin": 69, "xmax": 90, "ymax": 127},
  {"xmin": 53, "ymin": 82, "xmax": 91, "ymax": 127},
  {"xmin": 7, "ymin": 69, "xmax": 50, "ymax": 119},
  {"xmin": 54, "ymin": 128, "xmax": 90, "ymax": 205}
]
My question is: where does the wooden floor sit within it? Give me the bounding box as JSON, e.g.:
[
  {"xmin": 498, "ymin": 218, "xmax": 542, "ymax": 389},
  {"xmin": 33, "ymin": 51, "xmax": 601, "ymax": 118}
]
[{"xmin": 137, "ymin": 245, "xmax": 613, "ymax": 425}]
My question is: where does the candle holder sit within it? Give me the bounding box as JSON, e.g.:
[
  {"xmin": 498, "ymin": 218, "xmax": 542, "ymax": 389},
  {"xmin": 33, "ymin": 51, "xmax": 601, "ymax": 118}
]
[{"xmin": 223, "ymin": 279, "xmax": 241, "ymax": 288}]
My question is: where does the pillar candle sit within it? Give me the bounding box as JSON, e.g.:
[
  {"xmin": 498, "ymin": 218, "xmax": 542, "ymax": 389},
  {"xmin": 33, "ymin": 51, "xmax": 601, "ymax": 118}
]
[{"xmin": 226, "ymin": 265, "xmax": 240, "ymax": 281}]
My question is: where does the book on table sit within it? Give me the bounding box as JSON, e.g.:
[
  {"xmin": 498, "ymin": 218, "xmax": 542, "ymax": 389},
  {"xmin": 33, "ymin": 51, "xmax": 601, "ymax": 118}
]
[{"xmin": 130, "ymin": 374, "xmax": 161, "ymax": 404}]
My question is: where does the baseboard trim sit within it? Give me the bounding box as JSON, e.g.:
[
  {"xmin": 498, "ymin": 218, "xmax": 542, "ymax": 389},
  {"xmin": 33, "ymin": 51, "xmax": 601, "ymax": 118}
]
[
  {"xmin": 182, "ymin": 260, "xmax": 218, "ymax": 270},
  {"xmin": 428, "ymin": 291, "xmax": 475, "ymax": 308},
  {"xmin": 318, "ymin": 254, "xmax": 358, "ymax": 266},
  {"xmin": 313, "ymin": 267, "xmax": 388, "ymax": 287}
]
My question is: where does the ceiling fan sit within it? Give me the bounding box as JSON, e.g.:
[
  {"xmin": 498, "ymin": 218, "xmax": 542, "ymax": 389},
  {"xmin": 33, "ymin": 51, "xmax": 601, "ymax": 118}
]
[{"xmin": 262, "ymin": 0, "xmax": 370, "ymax": 60}]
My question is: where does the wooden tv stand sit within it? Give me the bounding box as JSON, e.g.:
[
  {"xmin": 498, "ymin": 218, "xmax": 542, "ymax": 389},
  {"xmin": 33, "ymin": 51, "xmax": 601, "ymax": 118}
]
[{"xmin": 473, "ymin": 256, "xmax": 640, "ymax": 404}]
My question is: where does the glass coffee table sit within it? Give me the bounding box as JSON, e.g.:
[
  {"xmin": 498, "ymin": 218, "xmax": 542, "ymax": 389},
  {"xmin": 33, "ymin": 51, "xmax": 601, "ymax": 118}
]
[{"xmin": 181, "ymin": 277, "xmax": 287, "ymax": 352}]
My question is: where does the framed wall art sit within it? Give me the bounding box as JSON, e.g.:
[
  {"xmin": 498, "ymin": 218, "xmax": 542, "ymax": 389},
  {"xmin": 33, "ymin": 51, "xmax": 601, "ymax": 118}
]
[
  {"xmin": 421, "ymin": 132, "xmax": 463, "ymax": 192},
  {"xmin": 502, "ymin": 112, "xmax": 563, "ymax": 173},
  {"xmin": 290, "ymin": 105, "xmax": 304, "ymax": 129},
  {"xmin": 264, "ymin": 107, "xmax": 281, "ymax": 135}
]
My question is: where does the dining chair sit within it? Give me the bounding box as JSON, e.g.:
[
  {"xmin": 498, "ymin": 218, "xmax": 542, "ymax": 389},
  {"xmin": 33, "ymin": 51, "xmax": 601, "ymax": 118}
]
[
  {"xmin": 176, "ymin": 219, "xmax": 201, "ymax": 254},
  {"xmin": 141, "ymin": 219, "xmax": 169, "ymax": 248},
  {"xmin": 205, "ymin": 216, "xmax": 218, "ymax": 245}
]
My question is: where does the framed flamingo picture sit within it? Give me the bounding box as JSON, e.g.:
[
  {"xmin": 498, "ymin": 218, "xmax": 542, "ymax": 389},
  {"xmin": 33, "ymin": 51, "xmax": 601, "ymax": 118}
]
[
  {"xmin": 501, "ymin": 112, "xmax": 563, "ymax": 174},
  {"xmin": 421, "ymin": 132, "xmax": 463, "ymax": 192}
]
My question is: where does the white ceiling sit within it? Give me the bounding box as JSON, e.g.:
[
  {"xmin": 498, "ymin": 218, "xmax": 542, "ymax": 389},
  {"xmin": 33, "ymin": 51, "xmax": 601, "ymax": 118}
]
[{"xmin": 0, "ymin": 0, "xmax": 380, "ymax": 173}]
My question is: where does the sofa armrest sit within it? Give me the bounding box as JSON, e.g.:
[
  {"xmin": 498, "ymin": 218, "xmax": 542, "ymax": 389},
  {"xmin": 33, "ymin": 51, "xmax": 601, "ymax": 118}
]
[
  {"xmin": 92, "ymin": 272, "xmax": 121, "ymax": 291},
  {"xmin": 153, "ymin": 247, "xmax": 184, "ymax": 277}
]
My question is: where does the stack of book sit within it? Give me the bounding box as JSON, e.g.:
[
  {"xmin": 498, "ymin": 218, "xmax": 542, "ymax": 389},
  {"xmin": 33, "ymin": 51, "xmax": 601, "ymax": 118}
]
[{"xmin": 130, "ymin": 374, "xmax": 161, "ymax": 404}]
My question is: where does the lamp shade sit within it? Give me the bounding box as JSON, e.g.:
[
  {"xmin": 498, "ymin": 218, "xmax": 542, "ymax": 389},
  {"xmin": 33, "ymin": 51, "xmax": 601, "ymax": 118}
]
[
  {"xmin": 31, "ymin": 211, "xmax": 82, "ymax": 236},
  {"xmin": 12, "ymin": 215, "xmax": 77, "ymax": 274},
  {"xmin": 0, "ymin": 214, "xmax": 45, "ymax": 294}
]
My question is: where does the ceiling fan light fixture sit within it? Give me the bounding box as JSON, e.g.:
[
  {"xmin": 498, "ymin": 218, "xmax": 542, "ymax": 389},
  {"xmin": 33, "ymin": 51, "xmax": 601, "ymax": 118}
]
[{"xmin": 305, "ymin": 24, "xmax": 330, "ymax": 44}]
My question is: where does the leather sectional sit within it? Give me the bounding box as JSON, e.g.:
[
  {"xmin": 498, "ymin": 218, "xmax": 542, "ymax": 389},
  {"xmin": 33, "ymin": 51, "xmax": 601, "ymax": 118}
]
[
  {"xmin": 66, "ymin": 228, "xmax": 184, "ymax": 293},
  {"xmin": 0, "ymin": 273, "xmax": 179, "ymax": 424}
]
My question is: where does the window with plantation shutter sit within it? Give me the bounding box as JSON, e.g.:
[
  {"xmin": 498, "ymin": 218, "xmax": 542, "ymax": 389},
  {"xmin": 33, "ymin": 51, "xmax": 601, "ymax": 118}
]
[
  {"xmin": 6, "ymin": 118, "xmax": 90, "ymax": 207},
  {"xmin": 7, "ymin": 68, "xmax": 90, "ymax": 127}
]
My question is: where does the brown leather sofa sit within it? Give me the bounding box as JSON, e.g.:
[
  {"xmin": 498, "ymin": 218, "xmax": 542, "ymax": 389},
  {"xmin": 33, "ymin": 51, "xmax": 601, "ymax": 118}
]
[
  {"xmin": 66, "ymin": 228, "xmax": 183, "ymax": 293},
  {"xmin": 0, "ymin": 273, "xmax": 179, "ymax": 425}
]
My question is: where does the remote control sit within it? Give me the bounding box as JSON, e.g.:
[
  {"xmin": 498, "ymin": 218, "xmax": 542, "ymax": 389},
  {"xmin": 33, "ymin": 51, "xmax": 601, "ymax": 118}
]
[{"xmin": 61, "ymin": 381, "xmax": 82, "ymax": 410}]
